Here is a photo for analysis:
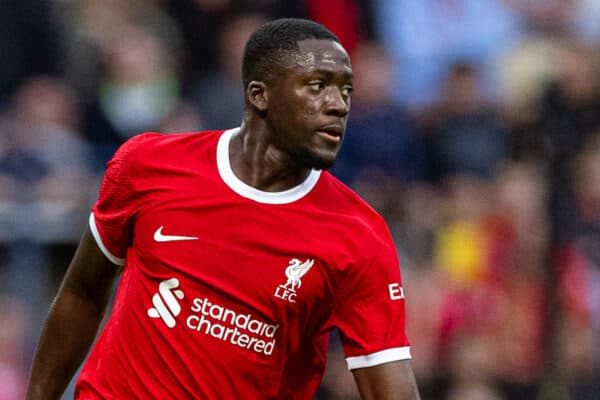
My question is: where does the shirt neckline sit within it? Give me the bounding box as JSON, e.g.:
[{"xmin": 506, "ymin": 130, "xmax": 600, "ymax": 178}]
[{"xmin": 216, "ymin": 128, "xmax": 321, "ymax": 204}]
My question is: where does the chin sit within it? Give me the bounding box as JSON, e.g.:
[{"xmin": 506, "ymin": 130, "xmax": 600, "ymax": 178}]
[
  {"xmin": 310, "ymin": 157, "xmax": 336, "ymax": 171},
  {"xmin": 291, "ymin": 147, "xmax": 337, "ymax": 170}
]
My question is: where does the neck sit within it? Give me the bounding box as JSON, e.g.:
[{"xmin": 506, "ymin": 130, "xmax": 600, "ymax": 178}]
[{"xmin": 228, "ymin": 118, "xmax": 312, "ymax": 192}]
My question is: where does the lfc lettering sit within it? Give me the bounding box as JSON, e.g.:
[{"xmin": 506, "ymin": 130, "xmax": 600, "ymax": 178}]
[{"xmin": 274, "ymin": 285, "xmax": 297, "ymax": 303}]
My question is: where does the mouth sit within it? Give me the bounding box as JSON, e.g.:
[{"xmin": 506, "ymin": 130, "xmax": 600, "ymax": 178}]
[{"xmin": 316, "ymin": 125, "xmax": 343, "ymax": 144}]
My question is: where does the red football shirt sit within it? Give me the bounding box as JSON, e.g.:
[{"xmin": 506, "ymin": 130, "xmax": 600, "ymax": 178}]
[{"xmin": 76, "ymin": 128, "xmax": 411, "ymax": 399}]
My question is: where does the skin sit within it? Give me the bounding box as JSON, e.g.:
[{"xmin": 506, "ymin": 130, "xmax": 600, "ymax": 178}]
[
  {"xmin": 25, "ymin": 38, "xmax": 420, "ymax": 400},
  {"xmin": 26, "ymin": 229, "xmax": 119, "ymax": 399},
  {"xmin": 230, "ymin": 38, "xmax": 353, "ymax": 191}
]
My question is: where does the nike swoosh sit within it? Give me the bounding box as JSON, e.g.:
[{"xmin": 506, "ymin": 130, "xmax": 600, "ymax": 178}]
[{"xmin": 154, "ymin": 226, "xmax": 198, "ymax": 242}]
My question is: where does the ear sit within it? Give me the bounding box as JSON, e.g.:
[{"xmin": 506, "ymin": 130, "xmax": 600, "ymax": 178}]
[{"xmin": 246, "ymin": 81, "xmax": 269, "ymax": 112}]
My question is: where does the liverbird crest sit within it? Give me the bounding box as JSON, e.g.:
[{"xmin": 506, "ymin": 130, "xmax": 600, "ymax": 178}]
[{"xmin": 282, "ymin": 258, "xmax": 315, "ymax": 291}]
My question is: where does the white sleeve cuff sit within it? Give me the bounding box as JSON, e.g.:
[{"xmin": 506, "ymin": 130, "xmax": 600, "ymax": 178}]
[
  {"xmin": 89, "ymin": 213, "xmax": 126, "ymax": 266},
  {"xmin": 345, "ymin": 346, "xmax": 412, "ymax": 370}
]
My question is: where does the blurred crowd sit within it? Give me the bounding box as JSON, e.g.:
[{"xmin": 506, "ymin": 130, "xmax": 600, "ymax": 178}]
[{"xmin": 1, "ymin": 1, "xmax": 600, "ymax": 399}]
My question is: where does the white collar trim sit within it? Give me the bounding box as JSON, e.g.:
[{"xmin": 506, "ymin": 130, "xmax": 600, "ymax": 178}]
[{"xmin": 217, "ymin": 128, "xmax": 321, "ymax": 204}]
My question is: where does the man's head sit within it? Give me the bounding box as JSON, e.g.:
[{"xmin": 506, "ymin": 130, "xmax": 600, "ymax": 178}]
[
  {"xmin": 242, "ymin": 18, "xmax": 340, "ymax": 89},
  {"xmin": 242, "ymin": 19, "xmax": 353, "ymax": 170}
]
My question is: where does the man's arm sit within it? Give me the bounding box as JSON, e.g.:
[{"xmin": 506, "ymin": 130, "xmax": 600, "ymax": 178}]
[
  {"xmin": 353, "ymin": 360, "xmax": 420, "ymax": 400},
  {"xmin": 26, "ymin": 227, "xmax": 121, "ymax": 399}
]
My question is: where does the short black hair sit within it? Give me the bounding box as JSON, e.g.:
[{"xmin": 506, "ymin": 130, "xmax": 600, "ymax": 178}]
[{"xmin": 242, "ymin": 18, "xmax": 340, "ymax": 89}]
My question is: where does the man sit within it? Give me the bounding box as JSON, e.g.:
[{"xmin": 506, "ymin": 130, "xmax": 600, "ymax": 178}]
[{"xmin": 26, "ymin": 18, "xmax": 420, "ymax": 399}]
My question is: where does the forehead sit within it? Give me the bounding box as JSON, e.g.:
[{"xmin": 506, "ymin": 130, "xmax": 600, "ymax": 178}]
[{"xmin": 286, "ymin": 38, "xmax": 352, "ymax": 75}]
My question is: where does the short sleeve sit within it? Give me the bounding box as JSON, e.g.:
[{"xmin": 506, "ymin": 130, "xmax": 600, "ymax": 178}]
[
  {"xmin": 330, "ymin": 224, "xmax": 411, "ymax": 370},
  {"xmin": 90, "ymin": 134, "xmax": 146, "ymax": 266}
]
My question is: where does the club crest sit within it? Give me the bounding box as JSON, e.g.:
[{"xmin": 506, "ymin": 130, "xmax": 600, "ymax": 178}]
[{"xmin": 274, "ymin": 258, "xmax": 314, "ymax": 303}]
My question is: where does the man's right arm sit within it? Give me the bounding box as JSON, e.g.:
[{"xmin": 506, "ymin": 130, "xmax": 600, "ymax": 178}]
[{"xmin": 26, "ymin": 227, "xmax": 121, "ymax": 399}]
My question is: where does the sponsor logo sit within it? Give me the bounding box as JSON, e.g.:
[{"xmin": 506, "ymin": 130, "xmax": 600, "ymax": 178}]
[
  {"xmin": 147, "ymin": 278, "xmax": 185, "ymax": 328},
  {"xmin": 274, "ymin": 258, "xmax": 314, "ymax": 303},
  {"xmin": 388, "ymin": 283, "xmax": 405, "ymax": 300},
  {"xmin": 147, "ymin": 277, "xmax": 278, "ymax": 356},
  {"xmin": 187, "ymin": 297, "xmax": 278, "ymax": 356},
  {"xmin": 153, "ymin": 226, "xmax": 198, "ymax": 242}
]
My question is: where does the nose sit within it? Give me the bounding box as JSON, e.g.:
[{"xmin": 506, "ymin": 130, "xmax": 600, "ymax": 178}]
[{"xmin": 324, "ymin": 87, "xmax": 349, "ymax": 117}]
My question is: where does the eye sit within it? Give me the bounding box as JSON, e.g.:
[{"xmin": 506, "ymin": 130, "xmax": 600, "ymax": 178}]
[
  {"xmin": 341, "ymin": 85, "xmax": 354, "ymax": 97},
  {"xmin": 308, "ymin": 81, "xmax": 325, "ymax": 92}
]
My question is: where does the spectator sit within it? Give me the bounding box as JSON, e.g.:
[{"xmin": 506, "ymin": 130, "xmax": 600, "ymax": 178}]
[
  {"xmin": 538, "ymin": 42, "xmax": 600, "ymax": 165},
  {"xmin": 305, "ymin": 0, "xmax": 365, "ymax": 54},
  {"xmin": 82, "ymin": 22, "xmax": 191, "ymax": 168},
  {"xmin": 425, "ymin": 63, "xmax": 510, "ymax": 181},
  {"xmin": 0, "ymin": 76, "xmax": 93, "ymax": 242},
  {"xmin": 189, "ymin": 13, "xmax": 267, "ymax": 130},
  {"xmin": 374, "ymin": 0, "xmax": 522, "ymax": 107},
  {"xmin": 444, "ymin": 335, "xmax": 505, "ymax": 400},
  {"xmin": 333, "ymin": 41, "xmax": 425, "ymax": 186},
  {"xmin": 0, "ymin": 297, "xmax": 30, "ymax": 400},
  {"xmin": 55, "ymin": 0, "xmax": 183, "ymax": 97},
  {"xmin": 559, "ymin": 133, "xmax": 600, "ymax": 398},
  {"xmin": 0, "ymin": 0, "xmax": 60, "ymax": 105},
  {"xmin": 0, "ymin": 77, "xmax": 94, "ymax": 394}
]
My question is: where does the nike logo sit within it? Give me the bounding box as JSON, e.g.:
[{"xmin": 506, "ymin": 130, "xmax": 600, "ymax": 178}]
[{"xmin": 154, "ymin": 226, "xmax": 198, "ymax": 242}]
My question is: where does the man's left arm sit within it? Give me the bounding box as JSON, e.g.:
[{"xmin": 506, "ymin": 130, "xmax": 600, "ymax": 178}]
[{"xmin": 353, "ymin": 360, "xmax": 420, "ymax": 400}]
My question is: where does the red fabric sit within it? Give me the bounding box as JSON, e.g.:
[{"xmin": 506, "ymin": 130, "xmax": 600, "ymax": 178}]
[{"xmin": 78, "ymin": 130, "xmax": 409, "ymax": 399}]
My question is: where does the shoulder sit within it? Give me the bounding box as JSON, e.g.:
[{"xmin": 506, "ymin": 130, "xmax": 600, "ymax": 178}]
[
  {"xmin": 112, "ymin": 130, "xmax": 222, "ymax": 166},
  {"xmin": 317, "ymin": 172, "xmax": 392, "ymax": 243},
  {"xmin": 123, "ymin": 130, "xmax": 223, "ymax": 156},
  {"xmin": 318, "ymin": 172, "xmax": 384, "ymax": 219},
  {"xmin": 104, "ymin": 130, "xmax": 224, "ymax": 184}
]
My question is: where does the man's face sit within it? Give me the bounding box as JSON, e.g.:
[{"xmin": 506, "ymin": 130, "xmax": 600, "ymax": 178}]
[{"xmin": 266, "ymin": 38, "xmax": 353, "ymax": 170}]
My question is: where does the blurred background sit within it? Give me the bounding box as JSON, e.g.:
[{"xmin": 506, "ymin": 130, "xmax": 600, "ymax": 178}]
[{"xmin": 1, "ymin": 0, "xmax": 600, "ymax": 399}]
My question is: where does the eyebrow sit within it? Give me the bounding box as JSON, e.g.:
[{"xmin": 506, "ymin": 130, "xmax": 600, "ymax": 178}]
[{"xmin": 308, "ymin": 68, "xmax": 354, "ymax": 80}]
